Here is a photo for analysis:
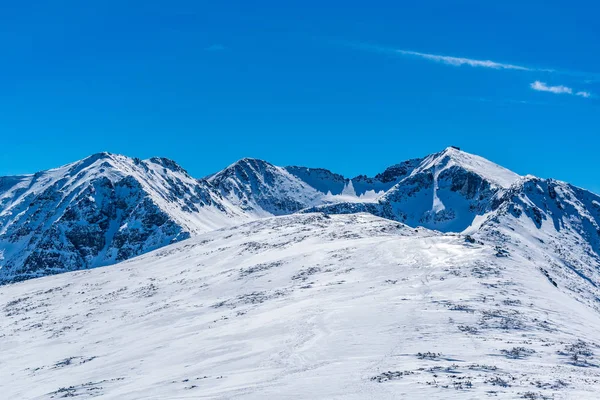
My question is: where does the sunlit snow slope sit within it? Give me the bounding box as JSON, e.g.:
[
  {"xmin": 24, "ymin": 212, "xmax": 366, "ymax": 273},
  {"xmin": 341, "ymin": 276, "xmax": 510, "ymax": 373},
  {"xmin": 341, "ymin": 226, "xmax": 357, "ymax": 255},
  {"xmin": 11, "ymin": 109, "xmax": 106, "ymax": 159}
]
[{"xmin": 2, "ymin": 213, "xmax": 600, "ymax": 399}]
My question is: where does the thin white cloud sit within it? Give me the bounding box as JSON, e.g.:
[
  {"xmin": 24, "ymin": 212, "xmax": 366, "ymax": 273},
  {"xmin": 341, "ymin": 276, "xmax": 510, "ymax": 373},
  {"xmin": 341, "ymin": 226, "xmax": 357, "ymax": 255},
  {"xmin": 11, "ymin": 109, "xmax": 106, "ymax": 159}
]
[
  {"xmin": 343, "ymin": 41, "xmax": 600, "ymax": 80},
  {"xmin": 530, "ymin": 81, "xmax": 593, "ymax": 98},
  {"xmin": 341, "ymin": 41, "xmax": 596, "ymax": 99},
  {"xmin": 346, "ymin": 42, "xmax": 554, "ymax": 72},
  {"xmin": 395, "ymin": 49, "xmax": 538, "ymax": 71},
  {"xmin": 530, "ymin": 81, "xmax": 572, "ymax": 94}
]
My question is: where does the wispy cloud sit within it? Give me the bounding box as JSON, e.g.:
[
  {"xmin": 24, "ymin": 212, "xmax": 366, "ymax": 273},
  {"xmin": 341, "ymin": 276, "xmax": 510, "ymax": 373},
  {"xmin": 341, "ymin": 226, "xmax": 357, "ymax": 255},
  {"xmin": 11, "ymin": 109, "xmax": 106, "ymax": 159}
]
[
  {"xmin": 530, "ymin": 81, "xmax": 572, "ymax": 94},
  {"xmin": 530, "ymin": 81, "xmax": 592, "ymax": 98},
  {"xmin": 394, "ymin": 49, "xmax": 540, "ymax": 72},
  {"xmin": 344, "ymin": 41, "xmax": 600, "ymax": 81},
  {"xmin": 347, "ymin": 42, "xmax": 553, "ymax": 73},
  {"xmin": 342, "ymin": 41, "xmax": 597, "ymax": 99}
]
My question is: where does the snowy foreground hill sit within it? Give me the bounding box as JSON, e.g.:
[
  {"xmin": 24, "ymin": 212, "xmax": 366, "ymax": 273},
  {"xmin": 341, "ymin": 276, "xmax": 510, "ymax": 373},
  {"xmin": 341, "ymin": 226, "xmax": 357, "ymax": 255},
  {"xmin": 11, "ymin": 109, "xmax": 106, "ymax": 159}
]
[
  {"xmin": 2, "ymin": 213, "xmax": 600, "ymax": 399},
  {"xmin": 1, "ymin": 148, "xmax": 600, "ymax": 398}
]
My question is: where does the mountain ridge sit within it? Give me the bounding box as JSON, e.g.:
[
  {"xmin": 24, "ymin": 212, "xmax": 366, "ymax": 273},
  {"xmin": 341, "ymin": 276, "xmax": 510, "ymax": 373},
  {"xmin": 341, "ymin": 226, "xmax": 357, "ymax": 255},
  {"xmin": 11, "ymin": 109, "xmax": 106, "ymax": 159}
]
[{"xmin": 1, "ymin": 147, "xmax": 599, "ymax": 284}]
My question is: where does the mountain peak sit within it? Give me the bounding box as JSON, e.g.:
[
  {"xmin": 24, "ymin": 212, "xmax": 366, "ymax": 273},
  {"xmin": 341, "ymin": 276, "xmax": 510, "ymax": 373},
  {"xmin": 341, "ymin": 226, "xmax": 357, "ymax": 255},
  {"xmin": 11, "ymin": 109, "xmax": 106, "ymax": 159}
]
[
  {"xmin": 208, "ymin": 157, "xmax": 276, "ymax": 183},
  {"xmin": 84, "ymin": 151, "xmax": 115, "ymax": 160},
  {"xmin": 443, "ymin": 145, "xmax": 463, "ymax": 152},
  {"xmin": 231, "ymin": 157, "xmax": 272, "ymax": 168},
  {"xmin": 414, "ymin": 147, "xmax": 521, "ymax": 189},
  {"xmin": 66, "ymin": 151, "xmax": 116, "ymax": 169},
  {"xmin": 146, "ymin": 157, "xmax": 188, "ymax": 174}
]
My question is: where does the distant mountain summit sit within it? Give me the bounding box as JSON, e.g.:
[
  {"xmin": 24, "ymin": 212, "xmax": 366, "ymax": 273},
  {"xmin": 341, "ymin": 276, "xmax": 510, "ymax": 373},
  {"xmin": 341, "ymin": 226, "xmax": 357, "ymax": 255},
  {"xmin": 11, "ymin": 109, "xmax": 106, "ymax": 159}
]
[
  {"xmin": 304, "ymin": 147, "xmax": 522, "ymax": 231},
  {"xmin": 1, "ymin": 147, "xmax": 599, "ymax": 284},
  {"xmin": 207, "ymin": 158, "xmax": 325, "ymax": 215}
]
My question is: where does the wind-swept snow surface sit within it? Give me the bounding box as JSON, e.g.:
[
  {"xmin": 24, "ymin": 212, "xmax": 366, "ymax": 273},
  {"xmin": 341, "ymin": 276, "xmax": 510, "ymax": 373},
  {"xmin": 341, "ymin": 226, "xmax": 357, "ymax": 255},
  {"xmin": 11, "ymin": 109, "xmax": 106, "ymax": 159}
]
[{"xmin": 2, "ymin": 213, "xmax": 600, "ymax": 399}]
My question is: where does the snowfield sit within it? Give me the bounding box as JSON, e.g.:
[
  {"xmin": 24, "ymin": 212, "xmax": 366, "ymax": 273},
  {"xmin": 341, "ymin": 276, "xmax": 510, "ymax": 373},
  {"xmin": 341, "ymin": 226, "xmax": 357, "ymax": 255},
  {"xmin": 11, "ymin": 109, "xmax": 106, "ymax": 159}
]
[{"xmin": 2, "ymin": 213, "xmax": 600, "ymax": 399}]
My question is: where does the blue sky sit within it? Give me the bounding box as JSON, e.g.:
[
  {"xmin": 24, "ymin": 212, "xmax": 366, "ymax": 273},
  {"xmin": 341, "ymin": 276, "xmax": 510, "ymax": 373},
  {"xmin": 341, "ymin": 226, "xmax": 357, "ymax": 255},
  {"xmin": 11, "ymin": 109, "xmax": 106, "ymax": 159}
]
[{"xmin": 1, "ymin": 0, "xmax": 599, "ymax": 193}]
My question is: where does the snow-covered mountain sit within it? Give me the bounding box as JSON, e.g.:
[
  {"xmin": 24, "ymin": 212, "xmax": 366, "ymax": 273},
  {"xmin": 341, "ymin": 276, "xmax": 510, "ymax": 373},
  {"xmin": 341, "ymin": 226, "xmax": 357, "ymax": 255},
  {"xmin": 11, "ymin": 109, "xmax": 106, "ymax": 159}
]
[
  {"xmin": 475, "ymin": 176, "xmax": 600, "ymax": 311},
  {"xmin": 2, "ymin": 147, "xmax": 600, "ymax": 286},
  {"xmin": 207, "ymin": 158, "xmax": 326, "ymax": 216},
  {"xmin": 0, "ymin": 153, "xmax": 247, "ymax": 283},
  {"xmin": 305, "ymin": 147, "xmax": 523, "ymax": 231},
  {"xmin": 285, "ymin": 156, "xmax": 423, "ymax": 197},
  {"xmin": 2, "ymin": 213, "xmax": 600, "ymax": 399}
]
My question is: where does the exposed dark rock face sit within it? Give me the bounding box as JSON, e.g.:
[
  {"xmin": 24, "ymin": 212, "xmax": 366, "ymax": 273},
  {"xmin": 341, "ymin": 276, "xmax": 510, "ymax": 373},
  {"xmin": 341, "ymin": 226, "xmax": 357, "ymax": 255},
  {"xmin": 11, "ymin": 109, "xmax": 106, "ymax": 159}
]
[
  {"xmin": 373, "ymin": 158, "xmax": 423, "ymax": 183},
  {"xmin": 488, "ymin": 177, "xmax": 600, "ymax": 257},
  {"xmin": 285, "ymin": 158, "xmax": 424, "ymax": 197}
]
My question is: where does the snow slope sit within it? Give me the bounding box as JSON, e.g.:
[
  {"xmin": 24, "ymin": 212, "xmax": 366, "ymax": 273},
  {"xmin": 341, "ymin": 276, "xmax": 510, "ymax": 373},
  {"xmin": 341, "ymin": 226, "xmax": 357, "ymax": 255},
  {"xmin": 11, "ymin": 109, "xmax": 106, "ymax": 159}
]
[{"xmin": 2, "ymin": 213, "xmax": 600, "ymax": 399}]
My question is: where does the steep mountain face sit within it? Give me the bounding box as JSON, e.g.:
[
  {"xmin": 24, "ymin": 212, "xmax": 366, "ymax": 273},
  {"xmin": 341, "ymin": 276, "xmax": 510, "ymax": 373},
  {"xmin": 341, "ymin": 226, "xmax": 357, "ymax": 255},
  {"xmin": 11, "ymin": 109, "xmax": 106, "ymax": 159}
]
[
  {"xmin": 207, "ymin": 158, "xmax": 327, "ymax": 215},
  {"xmin": 474, "ymin": 176, "xmax": 600, "ymax": 311},
  {"xmin": 207, "ymin": 156, "xmax": 421, "ymax": 219},
  {"xmin": 0, "ymin": 153, "xmax": 245, "ymax": 283},
  {"xmin": 284, "ymin": 157, "xmax": 423, "ymax": 197},
  {"xmin": 283, "ymin": 166, "xmax": 347, "ymax": 195},
  {"xmin": 351, "ymin": 157, "xmax": 424, "ymax": 196},
  {"xmin": 305, "ymin": 147, "xmax": 522, "ymax": 231},
  {"xmin": 377, "ymin": 148, "xmax": 520, "ymax": 231}
]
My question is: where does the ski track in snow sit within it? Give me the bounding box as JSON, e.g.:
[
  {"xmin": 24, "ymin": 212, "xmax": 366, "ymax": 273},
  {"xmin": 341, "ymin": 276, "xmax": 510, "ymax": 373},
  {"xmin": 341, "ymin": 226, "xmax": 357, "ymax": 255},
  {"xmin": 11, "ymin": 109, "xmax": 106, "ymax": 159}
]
[{"xmin": 2, "ymin": 213, "xmax": 600, "ymax": 399}]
